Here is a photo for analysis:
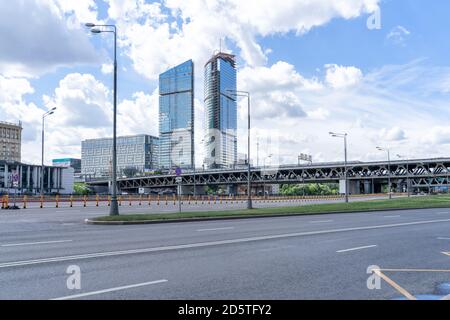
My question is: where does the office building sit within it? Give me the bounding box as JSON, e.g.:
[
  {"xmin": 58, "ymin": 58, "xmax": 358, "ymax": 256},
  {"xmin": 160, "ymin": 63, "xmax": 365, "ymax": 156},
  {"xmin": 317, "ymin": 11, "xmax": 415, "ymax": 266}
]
[
  {"xmin": 0, "ymin": 121, "xmax": 22, "ymax": 162},
  {"xmin": 0, "ymin": 160, "xmax": 74, "ymax": 194},
  {"xmin": 204, "ymin": 52, "xmax": 237, "ymax": 168},
  {"xmin": 159, "ymin": 60, "xmax": 194, "ymax": 170},
  {"xmin": 52, "ymin": 158, "xmax": 81, "ymax": 174},
  {"xmin": 81, "ymin": 134, "xmax": 159, "ymax": 178}
]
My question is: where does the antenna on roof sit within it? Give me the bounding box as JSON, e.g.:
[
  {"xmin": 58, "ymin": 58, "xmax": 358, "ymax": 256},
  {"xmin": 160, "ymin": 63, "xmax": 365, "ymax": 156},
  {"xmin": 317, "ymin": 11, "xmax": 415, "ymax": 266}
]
[{"xmin": 219, "ymin": 38, "xmax": 222, "ymax": 53}]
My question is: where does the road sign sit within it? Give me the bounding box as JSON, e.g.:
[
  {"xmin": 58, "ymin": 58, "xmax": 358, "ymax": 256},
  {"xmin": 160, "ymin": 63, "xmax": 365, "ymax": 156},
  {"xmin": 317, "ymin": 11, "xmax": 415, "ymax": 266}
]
[{"xmin": 175, "ymin": 177, "xmax": 182, "ymax": 183}]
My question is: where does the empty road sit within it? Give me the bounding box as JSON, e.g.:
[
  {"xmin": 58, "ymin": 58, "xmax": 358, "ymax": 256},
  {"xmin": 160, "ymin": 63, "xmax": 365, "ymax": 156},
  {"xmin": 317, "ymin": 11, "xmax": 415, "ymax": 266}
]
[{"xmin": 1, "ymin": 205, "xmax": 450, "ymax": 300}]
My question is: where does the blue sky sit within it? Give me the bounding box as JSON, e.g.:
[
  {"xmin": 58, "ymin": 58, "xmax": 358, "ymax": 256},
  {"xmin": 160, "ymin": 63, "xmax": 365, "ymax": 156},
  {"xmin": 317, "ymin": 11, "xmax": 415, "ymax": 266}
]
[{"xmin": 2, "ymin": 0, "xmax": 450, "ymax": 166}]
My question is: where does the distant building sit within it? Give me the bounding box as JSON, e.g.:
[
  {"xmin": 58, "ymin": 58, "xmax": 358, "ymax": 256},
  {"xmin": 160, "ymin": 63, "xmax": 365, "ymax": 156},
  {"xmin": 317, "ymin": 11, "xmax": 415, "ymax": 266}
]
[
  {"xmin": 81, "ymin": 134, "xmax": 159, "ymax": 178},
  {"xmin": 159, "ymin": 60, "xmax": 194, "ymax": 170},
  {"xmin": 52, "ymin": 158, "xmax": 81, "ymax": 174},
  {"xmin": 0, "ymin": 121, "xmax": 22, "ymax": 162},
  {"xmin": 204, "ymin": 52, "xmax": 237, "ymax": 169},
  {"xmin": 0, "ymin": 160, "xmax": 74, "ymax": 194}
]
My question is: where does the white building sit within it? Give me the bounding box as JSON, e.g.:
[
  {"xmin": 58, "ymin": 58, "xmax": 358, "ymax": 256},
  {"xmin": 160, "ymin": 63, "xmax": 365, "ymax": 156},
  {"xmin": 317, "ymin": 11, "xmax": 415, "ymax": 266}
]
[{"xmin": 0, "ymin": 160, "xmax": 74, "ymax": 194}]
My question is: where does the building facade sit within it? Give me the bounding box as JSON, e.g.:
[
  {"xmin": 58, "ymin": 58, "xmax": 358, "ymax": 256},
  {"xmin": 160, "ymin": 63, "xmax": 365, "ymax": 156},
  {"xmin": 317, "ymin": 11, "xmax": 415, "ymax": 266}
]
[
  {"xmin": 52, "ymin": 158, "xmax": 81, "ymax": 174},
  {"xmin": 159, "ymin": 60, "xmax": 194, "ymax": 170},
  {"xmin": 81, "ymin": 135, "xmax": 159, "ymax": 178},
  {"xmin": 0, "ymin": 121, "xmax": 22, "ymax": 162},
  {"xmin": 0, "ymin": 160, "xmax": 74, "ymax": 194},
  {"xmin": 204, "ymin": 52, "xmax": 237, "ymax": 169}
]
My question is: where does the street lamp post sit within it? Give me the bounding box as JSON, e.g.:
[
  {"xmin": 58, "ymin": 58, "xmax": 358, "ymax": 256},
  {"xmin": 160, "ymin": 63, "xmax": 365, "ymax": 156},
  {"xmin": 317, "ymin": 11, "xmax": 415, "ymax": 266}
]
[
  {"xmin": 377, "ymin": 147, "xmax": 392, "ymax": 199},
  {"xmin": 263, "ymin": 154, "xmax": 273, "ymax": 197},
  {"xmin": 86, "ymin": 22, "xmax": 119, "ymax": 216},
  {"xmin": 41, "ymin": 108, "xmax": 56, "ymax": 196},
  {"xmin": 227, "ymin": 90, "xmax": 252, "ymax": 209},
  {"xmin": 329, "ymin": 132, "xmax": 348, "ymax": 203}
]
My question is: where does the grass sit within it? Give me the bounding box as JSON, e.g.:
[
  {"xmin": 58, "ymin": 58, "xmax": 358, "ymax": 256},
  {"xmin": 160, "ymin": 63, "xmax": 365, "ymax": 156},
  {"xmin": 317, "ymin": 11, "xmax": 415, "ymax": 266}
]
[{"xmin": 91, "ymin": 195, "xmax": 450, "ymax": 223}]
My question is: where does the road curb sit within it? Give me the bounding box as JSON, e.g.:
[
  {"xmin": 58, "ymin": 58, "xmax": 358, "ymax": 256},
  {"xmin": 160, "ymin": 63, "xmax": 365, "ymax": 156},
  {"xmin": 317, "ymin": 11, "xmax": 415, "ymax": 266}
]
[{"xmin": 84, "ymin": 206, "xmax": 450, "ymax": 225}]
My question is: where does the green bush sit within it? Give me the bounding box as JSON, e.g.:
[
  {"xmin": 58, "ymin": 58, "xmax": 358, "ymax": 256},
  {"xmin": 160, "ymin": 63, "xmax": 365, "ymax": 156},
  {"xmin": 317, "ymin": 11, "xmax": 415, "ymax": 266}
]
[
  {"xmin": 73, "ymin": 182, "xmax": 92, "ymax": 195},
  {"xmin": 280, "ymin": 183, "xmax": 339, "ymax": 196}
]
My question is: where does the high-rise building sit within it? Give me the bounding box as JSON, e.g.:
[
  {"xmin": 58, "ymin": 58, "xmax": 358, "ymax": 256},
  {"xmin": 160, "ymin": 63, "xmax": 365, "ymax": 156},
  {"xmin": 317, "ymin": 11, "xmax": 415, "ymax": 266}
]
[
  {"xmin": 0, "ymin": 121, "xmax": 22, "ymax": 162},
  {"xmin": 159, "ymin": 60, "xmax": 194, "ymax": 170},
  {"xmin": 81, "ymin": 134, "xmax": 159, "ymax": 178},
  {"xmin": 204, "ymin": 52, "xmax": 237, "ymax": 168}
]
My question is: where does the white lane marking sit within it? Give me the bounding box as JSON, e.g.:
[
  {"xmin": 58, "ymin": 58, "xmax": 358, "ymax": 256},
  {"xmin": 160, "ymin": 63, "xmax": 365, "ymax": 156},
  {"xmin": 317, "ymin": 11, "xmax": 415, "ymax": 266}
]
[
  {"xmin": 1, "ymin": 218, "xmax": 450, "ymax": 269},
  {"xmin": 309, "ymin": 220, "xmax": 333, "ymax": 224},
  {"xmin": 51, "ymin": 279, "xmax": 168, "ymax": 300},
  {"xmin": 196, "ymin": 227, "xmax": 235, "ymax": 232},
  {"xmin": 383, "ymin": 215, "xmax": 401, "ymax": 218},
  {"xmin": 436, "ymin": 212, "xmax": 449, "ymax": 215},
  {"xmin": 337, "ymin": 245, "xmax": 377, "ymax": 253},
  {"xmin": 1, "ymin": 240, "xmax": 73, "ymax": 247},
  {"xmin": 437, "ymin": 237, "xmax": 450, "ymax": 240}
]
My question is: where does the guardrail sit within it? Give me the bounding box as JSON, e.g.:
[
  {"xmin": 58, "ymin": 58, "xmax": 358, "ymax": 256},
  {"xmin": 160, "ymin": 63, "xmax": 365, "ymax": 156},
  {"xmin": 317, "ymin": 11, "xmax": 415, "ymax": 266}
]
[{"xmin": 0, "ymin": 193, "xmax": 400, "ymax": 209}]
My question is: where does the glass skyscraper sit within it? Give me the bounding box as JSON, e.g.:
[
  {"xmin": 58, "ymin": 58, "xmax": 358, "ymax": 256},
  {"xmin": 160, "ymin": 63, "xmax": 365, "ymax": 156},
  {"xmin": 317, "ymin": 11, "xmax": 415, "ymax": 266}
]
[
  {"xmin": 204, "ymin": 52, "xmax": 237, "ymax": 168},
  {"xmin": 159, "ymin": 60, "xmax": 194, "ymax": 170}
]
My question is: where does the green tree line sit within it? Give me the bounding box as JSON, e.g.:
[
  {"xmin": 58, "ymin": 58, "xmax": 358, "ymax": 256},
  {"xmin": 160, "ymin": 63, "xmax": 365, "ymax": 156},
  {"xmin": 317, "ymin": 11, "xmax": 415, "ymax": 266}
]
[{"xmin": 280, "ymin": 183, "xmax": 339, "ymax": 196}]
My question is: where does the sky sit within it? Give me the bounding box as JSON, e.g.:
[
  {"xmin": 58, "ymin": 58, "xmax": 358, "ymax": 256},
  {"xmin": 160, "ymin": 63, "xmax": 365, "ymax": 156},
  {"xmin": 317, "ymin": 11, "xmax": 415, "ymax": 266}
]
[{"xmin": 2, "ymin": 0, "xmax": 450, "ymax": 167}]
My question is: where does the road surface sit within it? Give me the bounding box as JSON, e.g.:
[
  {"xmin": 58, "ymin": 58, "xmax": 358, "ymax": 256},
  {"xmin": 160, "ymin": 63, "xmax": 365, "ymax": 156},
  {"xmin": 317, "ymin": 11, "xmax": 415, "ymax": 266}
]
[{"xmin": 0, "ymin": 205, "xmax": 449, "ymax": 299}]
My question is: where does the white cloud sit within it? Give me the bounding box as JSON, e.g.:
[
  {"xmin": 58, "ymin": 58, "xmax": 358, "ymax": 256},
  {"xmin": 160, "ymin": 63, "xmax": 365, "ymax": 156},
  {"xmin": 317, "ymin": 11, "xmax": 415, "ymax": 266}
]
[
  {"xmin": 0, "ymin": 0, "xmax": 100, "ymax": 78},
  {"xmin": 0, "ymin": 75, "xmax": 47, "ymax": 162},
  {"xmin": 325, "ymin": 64, "xmax": 363, "ymax": 88},
  {"xmin": 238, "ymin": 61, "xmax": 322, "ymax": 120},
  {"xmin": 106, "ymin": 0, "xmax": 380, "ymax": 80},
  {"xmin": 44, "ymin": 73, "xmax": 112, "ymax": 128},
  {"xmin": 379, "ymin": 127, "xmax": 406, "ymax": 141},
  {"xmin": 422, "ymin": 127, "xmax": 450, "ymax": 145},
  {"xmin": 233, "ymin": 60, "xmax": 450, "ymax": 164},
  {"xmin": 118, "ymin": 90, "xmax": 159, "ymax": 137},
  {"xmin": 0, "ymin": 75, "xmax": 34, "ymax": 103},
  {"xmin": 101, "ymin": 63, "xmax": 114, "ymax": 74},
  {"xmin": 52, "ymin": 0, "xmax": 99, "ymax": 27}
]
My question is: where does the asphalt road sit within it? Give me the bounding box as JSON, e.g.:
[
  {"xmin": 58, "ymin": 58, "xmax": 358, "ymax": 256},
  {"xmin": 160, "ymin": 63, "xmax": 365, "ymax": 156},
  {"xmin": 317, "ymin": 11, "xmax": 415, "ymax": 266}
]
[{"xmin": 1, "ymin": 204, "xmax": 450, "ymax": 300}]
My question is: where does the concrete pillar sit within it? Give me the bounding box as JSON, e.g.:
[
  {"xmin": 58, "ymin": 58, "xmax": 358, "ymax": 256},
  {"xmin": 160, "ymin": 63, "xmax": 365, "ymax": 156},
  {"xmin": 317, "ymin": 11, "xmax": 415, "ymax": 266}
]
[
  {"xmin": 4, "ymin": 164, "xmax": 8, "ymax": 189},
  {"xmin": 26, "ymin": 166, "xmax": 30, "ymax": 191},
  {"xmin": 18, "ymin": 165, "xmax": 22, "ymax": 190},
  {"xmin": 47, "ymin": 168, "xmax": 51, "ymax": 192}
]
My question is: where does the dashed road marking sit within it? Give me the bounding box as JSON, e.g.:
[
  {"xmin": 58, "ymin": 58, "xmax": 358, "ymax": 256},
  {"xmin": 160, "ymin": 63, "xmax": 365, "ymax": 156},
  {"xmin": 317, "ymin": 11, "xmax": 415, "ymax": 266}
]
[
  {"xmin": 51, "ymin": 279, "xmax": 168, "ymax": 300},
  {"xmin": 196, "ymin": 227, "xmax": 235, "ymax": 232},
  {"xmin": 336, "ymin": 245, "xmax": 377, "ymax": 253},
  {"xmin": 1, "ymin": 240, "xmax": 73, "ymax": 247}
]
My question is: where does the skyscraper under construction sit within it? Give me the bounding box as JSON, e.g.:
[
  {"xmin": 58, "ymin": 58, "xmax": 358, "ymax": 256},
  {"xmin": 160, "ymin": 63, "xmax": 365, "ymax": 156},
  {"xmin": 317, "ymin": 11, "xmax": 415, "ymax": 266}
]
[{"xmin": 204, "ymin": 52, "xmax": 237, "ymax": 169}]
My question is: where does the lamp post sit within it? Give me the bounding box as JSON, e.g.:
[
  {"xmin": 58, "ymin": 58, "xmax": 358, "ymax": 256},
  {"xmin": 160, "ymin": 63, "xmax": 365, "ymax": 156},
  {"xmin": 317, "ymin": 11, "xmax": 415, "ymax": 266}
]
[
  {"xmin": 41, "ymin": 108, "xmax": 56, "ymax": 196},
  {"xmin": 263, "ymin": 154, "xmax": 273, "ymax": 197},
  {"xmin": 227, "ymin": 90, "xmax": 252, "ymax": 209},
  {"xmin": 377, "ymin": 146, "xmax": 392, "ymax": 199},
  {"xmin": 329, "ymin": 132, "xmax": 348, "ymax": 203},
  {"xmin": 86, "ymin": 22, "xmax": 119, "ymax": 216}
]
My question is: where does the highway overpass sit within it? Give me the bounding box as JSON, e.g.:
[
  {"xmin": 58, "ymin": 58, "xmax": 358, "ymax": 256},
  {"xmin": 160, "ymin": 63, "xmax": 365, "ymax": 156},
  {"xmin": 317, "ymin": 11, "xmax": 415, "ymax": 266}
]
[{"xmin": 86, "ymin": 157, "xmax": 450, "ymax": 194}]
